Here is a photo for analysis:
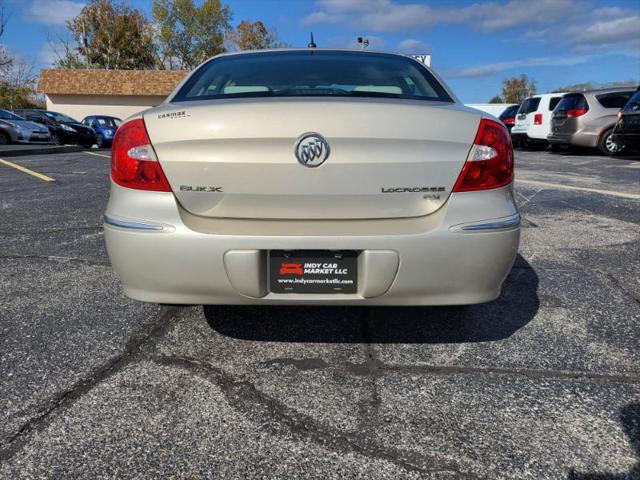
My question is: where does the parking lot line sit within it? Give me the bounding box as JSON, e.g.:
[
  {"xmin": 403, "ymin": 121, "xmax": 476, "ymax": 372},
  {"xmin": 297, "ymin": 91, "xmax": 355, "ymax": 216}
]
[
  {"xmin": 85, "ymin": 151, "xmax": 110, "ymax": 158},
  {"xmin": 0, "ymin": 157, "xmax": 55, "ymax": 182},
  {"xmin": 516, "ymin": 178, "xmax": 640, "ymax": 200}
]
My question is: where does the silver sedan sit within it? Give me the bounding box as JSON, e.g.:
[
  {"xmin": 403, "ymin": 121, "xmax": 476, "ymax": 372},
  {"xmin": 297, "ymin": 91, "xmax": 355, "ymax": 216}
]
[
  {"xmin": 104, "ymin": 49, "xmax": 520, "ymax": 305},
  {"xmin": 0, "ymin": 109, "xmax": 51, "ymax": 144}
]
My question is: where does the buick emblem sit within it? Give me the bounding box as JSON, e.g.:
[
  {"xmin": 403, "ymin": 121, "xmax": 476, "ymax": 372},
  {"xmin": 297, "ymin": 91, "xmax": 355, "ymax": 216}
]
[{"xmin": 294, "ymin": 133, "xmax": 330, "ymax": 167}]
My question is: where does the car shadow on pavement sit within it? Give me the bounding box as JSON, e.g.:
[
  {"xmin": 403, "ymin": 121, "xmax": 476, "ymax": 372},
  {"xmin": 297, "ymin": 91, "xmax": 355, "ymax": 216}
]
[
  {"xmin": 204, "ymin": 254, "xmax": 539, "ymax": 344},
  {"xmin": 567, "ymin": 403, "xmax": 640, "ymax": 480},
  {"xmin": 542, "ymin": 147, "xmax": 640, "ymax": 160}
]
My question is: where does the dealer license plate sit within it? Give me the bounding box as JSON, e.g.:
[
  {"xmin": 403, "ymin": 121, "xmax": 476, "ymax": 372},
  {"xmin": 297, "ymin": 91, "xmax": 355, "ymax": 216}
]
[{"xmin": 269, "ymin": 250, "xmax": 358, "ymax": 294}]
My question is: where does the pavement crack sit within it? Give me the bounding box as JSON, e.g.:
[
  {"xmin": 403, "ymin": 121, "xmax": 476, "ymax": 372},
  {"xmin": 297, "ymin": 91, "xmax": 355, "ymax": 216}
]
[
  {"xmin": 376, "ymin": 364, "xmax": 640, "ymax": 385},
  {"xmin": 264, "ymin": 358, "xmax": 640, "ymax": 386},
  {"xmin": 0, "ymin": 254, "xmax": 110, "ymax": 267},
  {"xmin": 0, "ymin": 307, "xmax": 182, "ymax": 462},
  {"xmin": 262, "ymin": 357, "xmax": 328, "ymax": 370},
  {"xmin": 150, "ymin": 354, "xmax": 477, "ymax": 478},
  {"xmin": 362, "ymin": 310, "xmax": 382, "ymax": 404},
  {"xmin": 598, "ymin": 271, "xmax": 640, "ymax": 307}
]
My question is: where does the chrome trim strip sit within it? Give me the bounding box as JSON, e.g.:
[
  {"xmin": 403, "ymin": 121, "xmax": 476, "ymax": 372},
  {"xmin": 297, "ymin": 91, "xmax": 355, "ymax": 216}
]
[
  {"xmin": 104, "ymin": 215, "xmax": 164, "ymax": 231},
  {"xmin": 451, "ymin": 213, "xmax": 520, "ymax": 233}
]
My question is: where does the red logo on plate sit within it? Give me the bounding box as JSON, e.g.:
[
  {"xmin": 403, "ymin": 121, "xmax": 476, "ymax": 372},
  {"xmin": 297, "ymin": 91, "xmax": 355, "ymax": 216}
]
[{"xmin": 280, "ymin": 262, "xmax": 303, "ymax": 275}]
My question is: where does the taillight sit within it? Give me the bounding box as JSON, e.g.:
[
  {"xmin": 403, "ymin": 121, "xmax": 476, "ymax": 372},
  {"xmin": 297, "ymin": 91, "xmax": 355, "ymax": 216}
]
[
  {"xmin": 504, "ymin": 117, "xmax": 515, "ymax": 125},
  {"xmin": 453, "ymin": 118, "xmax": 514, "ymax": 192},
  {"xmin": 566, "ymin": 108, "xmax": 587, "ymax": 117},
  {"xmin": 534, "ymin": 113, "xmax": 543, "ymax": 125},
  {"xmin": 111, "ymin": 118, "xmax": 171, "ymax": 192}
]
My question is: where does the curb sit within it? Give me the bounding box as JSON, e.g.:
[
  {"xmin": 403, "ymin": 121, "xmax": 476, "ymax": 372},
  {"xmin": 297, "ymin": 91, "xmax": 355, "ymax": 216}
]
[{"xmin": 0, "ymin": 145, "xmax": 84, "ymax": 157}]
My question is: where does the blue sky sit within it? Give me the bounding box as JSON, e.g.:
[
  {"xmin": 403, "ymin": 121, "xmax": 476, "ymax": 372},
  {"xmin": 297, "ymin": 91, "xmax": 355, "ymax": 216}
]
[{"xmin": 2, "ymin": 0, "xmax": 639, "ymax": 102}]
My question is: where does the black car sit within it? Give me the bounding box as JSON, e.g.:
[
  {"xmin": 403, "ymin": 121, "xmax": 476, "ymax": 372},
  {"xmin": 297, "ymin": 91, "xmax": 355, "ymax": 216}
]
[
  {"xmin": 12, "ymin": 109, "xmax": 97, "ymax": 148},
  {"xmin": 612, "ymin": 88, "xmax": 640, "ymax": 152},
  {"xmin": 499, "ymin": 104, "xmax": 520, "ymax": 133}
]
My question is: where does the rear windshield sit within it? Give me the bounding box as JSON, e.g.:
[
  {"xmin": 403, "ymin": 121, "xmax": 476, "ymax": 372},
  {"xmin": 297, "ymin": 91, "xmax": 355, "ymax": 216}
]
[
  {"xmin": 596, "ymin": 91, "xmax": 634, "ymax": 109},
  {"xmin": 555, "ymin": 94, "xmax": 587, "ymax": 113},
  {"xmin": 518, "ymin": 97, "xmax": 541, "ymax": 114},
  {"xmin": 499, "ymin": 105, "xmax": 519, "ymax": 119},
  {"xmin": 623, "ymin": 90, "xmax": 640, "ymax": 112},
  {"xmin": 549, "ymin": 97, "xmax": 562, "ymax": 111},
  {"xmin": 173, "ymin": 50, "xmax": 452, "ymax": 103}
]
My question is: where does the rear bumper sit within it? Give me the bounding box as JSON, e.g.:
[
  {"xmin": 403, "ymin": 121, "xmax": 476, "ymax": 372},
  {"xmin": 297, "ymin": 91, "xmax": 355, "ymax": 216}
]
[
  {"xmin": 511, "ymin": 132, "xmax": 547, "ymax": 145},
  {"xmin": 547, "ymin": 131, "xmax": 598, "ymax": 148},
  {"xmin": 104, "ymin": 182, "xmax": 520, "ymax": 306}
]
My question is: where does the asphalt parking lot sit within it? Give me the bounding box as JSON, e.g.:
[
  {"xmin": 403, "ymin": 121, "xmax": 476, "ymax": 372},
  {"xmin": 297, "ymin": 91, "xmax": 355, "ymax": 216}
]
[{"xmin": 0, "ymin": 148, "xmax": 639, "ymax": 479}]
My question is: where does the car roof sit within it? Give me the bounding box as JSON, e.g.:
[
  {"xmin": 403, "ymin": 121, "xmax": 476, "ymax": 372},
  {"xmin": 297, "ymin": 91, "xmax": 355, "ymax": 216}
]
[
  {"xmin": 210, "ymin": 47, "xmax": 418, "ymax": 59},
  {"xmin": 195, "ymin": 48, "xmax": 433, "ymax": 72},
  {"xmin": 527, "ymin": 93, "xmax": 567, "ymax": 99},
  {"xmin": 581, "ymin": 86, "xmax": 639, "ymax": 95}
]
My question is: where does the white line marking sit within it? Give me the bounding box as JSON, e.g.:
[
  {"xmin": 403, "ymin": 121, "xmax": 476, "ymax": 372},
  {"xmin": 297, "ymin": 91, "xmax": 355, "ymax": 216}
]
[
  {"xmin": 516, "ymin": 187, "xmax": 544, "ymax": 208},
  {"xmin": 84, "ymin": 151, "xmax": 110, "ymax": 158},
  {"xmin": 516, "ymin": 178, "xmax": 640, "ymax": 200}
]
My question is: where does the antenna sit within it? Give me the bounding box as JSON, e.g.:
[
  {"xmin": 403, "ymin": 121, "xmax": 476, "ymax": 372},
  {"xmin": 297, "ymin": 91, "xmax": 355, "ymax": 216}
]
[{"xmin": 308, "ymin": 32, "xmax": 317, "ymax": 48}]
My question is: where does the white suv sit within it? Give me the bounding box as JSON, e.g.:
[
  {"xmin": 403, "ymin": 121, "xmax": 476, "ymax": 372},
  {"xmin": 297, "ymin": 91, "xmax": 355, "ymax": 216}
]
[{"xmin": 511, "ymin": 93, "xmax": 566, "ymax": 149}]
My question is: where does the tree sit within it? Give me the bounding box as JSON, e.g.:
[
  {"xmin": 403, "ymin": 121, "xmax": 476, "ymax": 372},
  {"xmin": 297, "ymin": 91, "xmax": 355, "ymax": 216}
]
[
  {"xmin": 500, "ymin": 74, "xmax": 536, "ymax": 103},
  {"xmin": 228, "ymin": 20, "xmax": 285, "ymax": 51},
  {"xmin": 0, "ymin": 58, "xmax": 42, "ymax": 109},
  {"xmin": 0, "ymin": 6, "xmax": 12, "ymax": 74},
  {"xmin": 58, "ymin": 0, "xmax": 156, "ymax": 69},
  {"xmin": 488, "ymin": 95, "xmax": 503, "ymax": 103},
  {"xmin": 0, "ymin": 6, "xmax": 41, "ymax": 109},
  {"xmin": 153, "ymin": 0, "xmax": 232, "ymax": 70}
]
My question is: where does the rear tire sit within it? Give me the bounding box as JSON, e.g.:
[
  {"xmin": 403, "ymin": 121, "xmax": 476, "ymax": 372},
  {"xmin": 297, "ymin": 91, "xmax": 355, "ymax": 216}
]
[
  {"xmin": 0, "ymin": 132, "xmax": 9, "ymax": 145},
  {"xmin": 51, "ymin": 134, "xmax": 62, "ymax": 145},
  {"xmin": 598, "ymin": 128, "xmax": 623, "ymax": 156}
]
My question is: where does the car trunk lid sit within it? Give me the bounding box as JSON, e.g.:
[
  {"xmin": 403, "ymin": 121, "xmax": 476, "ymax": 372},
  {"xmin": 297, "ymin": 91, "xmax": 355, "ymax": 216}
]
[{"xmin": 144, "ymin": 98, "xmax": 481, "ymax": 220}]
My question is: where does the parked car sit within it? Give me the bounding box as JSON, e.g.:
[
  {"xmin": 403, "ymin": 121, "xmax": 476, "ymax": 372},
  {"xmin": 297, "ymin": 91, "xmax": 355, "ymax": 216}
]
[
  {"xmin": 0, "ymin": 109, "xmax": 51, "ymax": 144},
  {"xmin": 611, "ymin": 87, "xmax": 640, "ymax": 152},
  {"xmin": 13, "ymin": 109, "xmax": 97, "ymax": 148},
  {"xmin": 82, "ymin": 115, "xmax": 122, "ymax": 148},
  {"xmin": 104, "ymin": 49, "xmax": 519, "ymax": 306},
  {"xmin": 499, "ymin": 104, "xmax": 520, "ymax": 132},
  {"xmin": 510, "ymin": 93, "xmax": 566, "ymax": 149},
  {"xmin": 465, "ymin": 103, "xmax": 518, "ymax": 117},
  {"xmin": 548, "ymin": 87, "xmax": 637, "ymax": 155}
]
